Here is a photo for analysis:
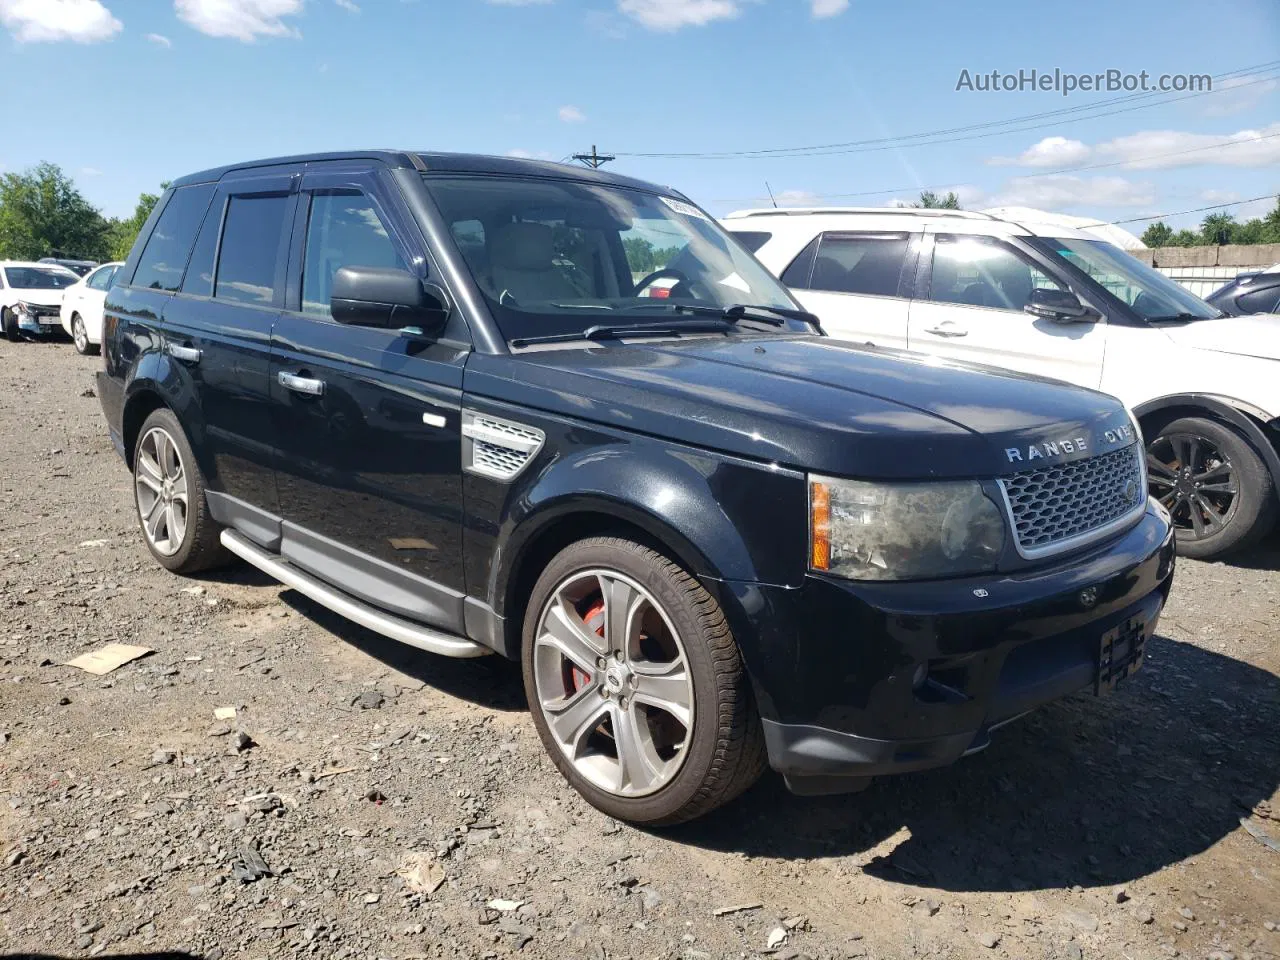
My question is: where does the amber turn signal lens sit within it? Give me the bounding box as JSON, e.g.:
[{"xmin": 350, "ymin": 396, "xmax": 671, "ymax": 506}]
[{"xmin": 810, "ymin": 480, "xmax": 831, "ymax": 571}]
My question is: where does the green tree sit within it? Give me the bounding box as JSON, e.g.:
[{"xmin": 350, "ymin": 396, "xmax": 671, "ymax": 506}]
[
  {"xmin": 106, "ymin": 187, "xmax": 163, "ymax": 261},
  {"xmin": 1261, "ymin": 196, "xmax": 1280, "ymax": 242},
  {"xmin": 1171, "ymin": 229, "xmax": 1200, "ymax": 247},
  {"xmin": 1140, "ymin": 221, "xmax": 1174, "ymax": 247},
  {"xmin": 1200, "ymin": 212, "xmax": 1237, "ymax": 246},
  {"xmin": 0, "ymin": 162, "xmax": 110, "ymax": 260},
  {"xmin": 913, "ymin": 190, "xmax": 961, "ymax": 209}
]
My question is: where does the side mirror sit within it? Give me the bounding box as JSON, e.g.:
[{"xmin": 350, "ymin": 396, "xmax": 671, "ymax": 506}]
[
  {"xmin": 1024, "ymin": 287, "xmax": 1094, "ymax": 323},
  {"xmin": 331, "ymin": 266, "xmax": 451, "ymax": 335}
]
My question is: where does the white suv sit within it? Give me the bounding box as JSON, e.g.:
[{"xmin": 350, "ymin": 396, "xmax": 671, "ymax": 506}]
[{"xmin": 725, "ymin": 207, "xmax": 1280, "ymax": 559}]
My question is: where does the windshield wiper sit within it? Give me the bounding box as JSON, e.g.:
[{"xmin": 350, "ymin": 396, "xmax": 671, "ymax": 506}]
[
  {"xmin": 509, "ymin": 319, "xmax": 734, "ymax": 348},
  {"xmin": 623, "ymin": 301, "xmax": 821, "ymax": 329},
  {"xmin": 1145, "ymin": 311, "xmax": 1219, "ymax": 323}
]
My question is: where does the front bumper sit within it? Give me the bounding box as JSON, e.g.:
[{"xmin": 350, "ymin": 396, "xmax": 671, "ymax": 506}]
[
  {"xmin": 15, "ymin": 309, "xmax": 63, "ymax": 335},
  {"xmin": 724, "ymin": 504, "xmax": 1175, "ymax": 794}
]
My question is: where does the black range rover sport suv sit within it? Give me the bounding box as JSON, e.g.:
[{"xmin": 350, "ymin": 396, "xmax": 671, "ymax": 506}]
[{"xmin": 97, "ymin": 151, "xmax": 1175, "ymax": 824}]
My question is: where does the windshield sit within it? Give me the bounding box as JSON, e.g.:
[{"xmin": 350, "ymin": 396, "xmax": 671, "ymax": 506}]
[
  {"xmin": 4, "ymin": 267, "xmax": 79, "ymax": 290},
  {"xmin": 1029, "ymin": 237, "xmax": 1218, "ymax": 322},
  {"xmin": 423, "ymin": 175, "xmax": 804, "ymax": 342}
]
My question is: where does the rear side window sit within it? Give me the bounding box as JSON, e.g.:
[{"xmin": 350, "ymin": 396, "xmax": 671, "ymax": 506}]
[
  {"xmin": 731, "ymin": 231, "xmax": 772, "ymax": 253},
  {"xmin": 1238, "ymin": 284, "xmax": 1280, "ymax": 314},
  {"xmin": 131, "ymin": 184, "xmax": 215, "ymax": 292},
  {"xmin": 301, "ymin": 191, "xmax": 406, "ymax": 317},
  {"xmin": 214, "ymin": 194, "xmax": 291, "ymax": 306},
  {"xmin": 780, "ymin": 236, "xmax": 820, "ymax": 288},
  {"xmin": 809, "ymin": 234, "xmax": 909, "ymax": 297}
]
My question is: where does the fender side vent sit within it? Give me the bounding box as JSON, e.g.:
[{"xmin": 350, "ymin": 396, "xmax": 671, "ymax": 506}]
[{"xmin": 462, "ymin": 411, "xmax": 545, "ymax": 482}]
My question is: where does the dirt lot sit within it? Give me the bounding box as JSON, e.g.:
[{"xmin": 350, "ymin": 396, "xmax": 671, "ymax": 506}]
[{"xmin": 1, "ymin": 337, "xmax": 1278, "ymax": 960}]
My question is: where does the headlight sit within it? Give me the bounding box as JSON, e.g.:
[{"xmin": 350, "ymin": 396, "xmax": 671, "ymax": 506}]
[
  {"xmin": 15, "ymin": 301, "xmax": 33, "ymax": 316},
  {"xmin": 810, "ymin": 475, "xmax": 1006, "ymax": 581}
]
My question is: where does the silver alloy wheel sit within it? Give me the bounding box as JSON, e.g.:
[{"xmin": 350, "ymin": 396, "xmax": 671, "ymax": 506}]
[
  {"xmin": 72, "ymin": 315, "xmax": 87, "ymax": 353},
  {"xmin": 532, "ymin": 568, "xmax": 694, "ymax": 798},
  {"xmin": 134, "ymin": 426, "xmax": 189, "ymax": 557}
]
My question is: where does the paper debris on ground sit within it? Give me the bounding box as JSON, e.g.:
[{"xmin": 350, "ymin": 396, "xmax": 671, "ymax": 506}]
[
  {"xmin": 213, "ymin": 706, "xmax": 237, "ymax": 721},
  {"xmin": 64, "ymin": 643, "xmax": 154, "ymax": 676},
  {"xmin": 397, "ymin": 853, "xmax": 446, "ymax": 896},
  {"xmin": 486, "ymin": 899, "xmax": 525, "ymax": 912}
]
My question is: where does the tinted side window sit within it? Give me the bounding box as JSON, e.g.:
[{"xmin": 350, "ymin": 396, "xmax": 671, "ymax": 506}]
[
  {"xmin": 181, "ymin": 197, "xmax": 224, "ymax": 298},
  {"xmin": 301, "ymin": 191, "xmax": 407, "ymax": 317},
  {"xmin": 809, "ymin": 234, "xmax": 908, "ymax": 297},
  {"xmin": 214, "ymin": 194, "xmax": 291, "ymax": 307},
  {"xmin": 731, "ymin": 231, "xmax": 772, "ymax": 253},
  {"xmin": 780, "ymin": 236, "xmax": 820, "ymax": 288},
  {"xmin": 927, "ymin": 235, "xmax": 1061, "ymax": 311},
  {"xmin": 131, "ymin": 184, "xmax": 215, "ymax": 292},
  {"xmin": 1238, "ymin": 284, "xmax": 1280, "ymax": 314}
]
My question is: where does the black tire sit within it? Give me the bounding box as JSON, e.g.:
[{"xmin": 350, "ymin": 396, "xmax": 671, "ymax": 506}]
[
  {"xmin": 132, "ymin": 407, "xmax": 229, "ymax": 574},
  {"xmin": 521, "ymin": 536, "xmax": 766, "ymax": 826},
  {"xmin": 2, "ymin": 308, "xmax": 20, "ymax": 343},
  {"xmin": 1147, "ymin": 416, "xmax": 1278, "ymax": 560},
  {"xmin": 71, "ymin": 313, "xmax": 99, "ymax": 355}
]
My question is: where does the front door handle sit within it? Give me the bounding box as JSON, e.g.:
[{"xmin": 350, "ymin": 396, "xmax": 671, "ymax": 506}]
[
  {"xmin": 278, "ymin": 371, "xmax": 325, "ymax": 397},
  {"xmin": 168, "ymin": 343, "xmax": 202, "ymax": 363},
  {"xmin": 924, "ymin": 323, "xmax": 968, "ymax": 338}
]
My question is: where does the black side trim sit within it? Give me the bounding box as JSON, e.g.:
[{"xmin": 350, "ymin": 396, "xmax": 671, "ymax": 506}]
[
  {"xmin": 279, "ymin": 521, "xmax": 465, "ymax": 633},
  {"xmin": 207, "ymin": 491, "xmax": 283, "ymax": 551}
]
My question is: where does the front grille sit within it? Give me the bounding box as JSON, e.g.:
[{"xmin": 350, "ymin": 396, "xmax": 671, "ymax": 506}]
[{"xmin": 998, "ymin": 445, "xmax": 1145, "ymax": 558}]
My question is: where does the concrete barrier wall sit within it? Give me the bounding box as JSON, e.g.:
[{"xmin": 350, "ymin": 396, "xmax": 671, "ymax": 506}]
[{"xmin": 1128, "ymin": 244, "xmax": 1279, "ymax": 297}]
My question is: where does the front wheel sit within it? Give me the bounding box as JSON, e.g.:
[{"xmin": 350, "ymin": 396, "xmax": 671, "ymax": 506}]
[
  {"xmin": 2, "ymin": 308, "xmax": 19, "ymax": 343},
  {"xmin": 71, "ymin": 313, "xmax": 98, "ymax": 355},
  {"xmin": 522, "ymin": 537, "xmax": 766, "ymax": 825},
  {"xmin": 1146, "ymin": 416, "xmax": 1277, "ymax": 559}
]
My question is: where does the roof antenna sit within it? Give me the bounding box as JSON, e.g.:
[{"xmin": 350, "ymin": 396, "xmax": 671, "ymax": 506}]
[{"xmin": 765, "ymin": 181, "xmax": 778, "ymax": 208}]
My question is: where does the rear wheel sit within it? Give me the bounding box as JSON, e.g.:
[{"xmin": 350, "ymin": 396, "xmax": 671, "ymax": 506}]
[
  {"xmin": 522, "ymin": 536, "xmax": 766, "ymax": 826},
  {"xmin": 71, "ymin": 313, "xmax": 98, "ymax": 355},
  {"xmin": 2, "ymin": 308, "xmax": 19, "ymax": 342},
  {"xmin": 132, "ymin": 408, "xmax": 228, "ymax": 574},
  {"xmin": 1146, "ymin": 416, "xmax": 1277, "ymax": 559}
]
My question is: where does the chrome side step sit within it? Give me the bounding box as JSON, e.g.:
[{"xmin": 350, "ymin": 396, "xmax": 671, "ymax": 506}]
[{"xmin": 220, "ymin": 529, "xmax": 491, "ymax": 659}]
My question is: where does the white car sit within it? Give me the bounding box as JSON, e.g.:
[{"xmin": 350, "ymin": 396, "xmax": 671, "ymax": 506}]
[
  {"xmin": 0, "ymin": 261, "xmax": 80, "ymax": 342},
  {"xmin": 725, "ymin": 207, "xmax": 1280, "ymax": 560},
  {"xmin": 59, "ymin": 261, "xmax": 124, "ymax": 355}
]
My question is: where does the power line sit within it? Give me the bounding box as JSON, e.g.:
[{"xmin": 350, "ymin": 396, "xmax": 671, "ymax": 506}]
[
  {"xmin": 606, "ymin": 62, "xmax": 1280, "ymax": 160},
  {"xmin": 1085, "ymin": 193, "xmax": 1279, "ymax": 227},
  {"xmin": 710, "ymin": 131, "xmax": 1280, "ymax": 206}
]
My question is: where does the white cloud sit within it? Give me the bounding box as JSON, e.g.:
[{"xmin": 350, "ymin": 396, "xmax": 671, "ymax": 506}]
[
  {"xmin": 175, "ymin": 0, "xmax": 303, "ymax": 41},
  {"xmin": 618, "ymin": 0, "xmax": 740, "ymax": 31},
  {"xmin": 810, "ymin": 0, "xmax": 847, "ymax": 16},
  {"xmin": 333, "ymin": 0, "xmax": 359, "ymax": 11},
  {"xmin": 1095, "ymin": 123, "xmax": 1280, "ymax": 169},
  {"xmin": 987, "ymin": 175, "xmax": 1156, "ymax": 210},
  {"xmin": 989, "ymin": 135, "xmax": 1091, "ymax": 168},
  {"xmin": 145, "ymin": 31, "xmax": 172, "ymax": 46},
  {"xmin": 1202, "ymin": 73, "xmax": 1279, "ymax": 116},
  {"xmin": 0, "ymin": 0, "xmax": 121, "ymax": 43},
  {"xmin": 558, "ymin": 104, "xmax": 586, "ymax": 123},
  {"xmin": 991, "ymin": 122, "xmax": 1280, "ymax": 171}
]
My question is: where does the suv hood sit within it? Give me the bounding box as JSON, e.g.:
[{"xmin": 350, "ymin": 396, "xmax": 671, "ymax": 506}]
[
  {"xmin": 469, "ymin": 335, "xmax": 1136, "ymax": 480},
  {"xmin": 1162, "ymin": 313, "xmax": 1280, "ymax": 360}
]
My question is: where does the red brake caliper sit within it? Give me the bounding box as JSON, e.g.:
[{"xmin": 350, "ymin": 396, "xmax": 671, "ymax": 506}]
[{"xmin": 568, "ymin": 599, "xmax": 607, "ymax": 694}]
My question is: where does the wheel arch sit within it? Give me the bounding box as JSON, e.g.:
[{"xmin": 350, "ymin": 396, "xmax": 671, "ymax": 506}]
[
  {"xmin": 1134, "ymin": 393, "xmax": 1280, "ymax": 485},
  {"xmin": 121, "ymin": 386, "xmax": 168, "ymax": 470}
]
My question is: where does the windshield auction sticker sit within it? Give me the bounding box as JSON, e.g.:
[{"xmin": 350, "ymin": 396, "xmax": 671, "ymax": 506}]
[{"xmin": 660, "ymin": 196, "xmax": 711, "ymax": 221}]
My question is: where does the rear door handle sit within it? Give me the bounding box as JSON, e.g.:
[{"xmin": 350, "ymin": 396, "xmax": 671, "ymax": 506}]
[
  {"xmin": 278, "ymin": 371, "xmax": 325, "ymax": 397},
  {"xmin": 168, "ymin": 343, "xmax": 202, "ymax": 363},
  {"xmin": 924, "ymin": 323, "xmax": 968, "ymax": 338}
]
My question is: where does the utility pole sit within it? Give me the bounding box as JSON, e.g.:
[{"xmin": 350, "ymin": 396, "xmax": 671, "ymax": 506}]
[{"xmin": 572, "ymin": 145, "xmax": 615, "ymax": 169}]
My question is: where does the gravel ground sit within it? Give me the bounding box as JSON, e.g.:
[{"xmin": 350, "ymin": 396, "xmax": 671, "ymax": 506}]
[{"xmin": 2, "ymin": 337, "xmax": 1279, "ymax": 960}]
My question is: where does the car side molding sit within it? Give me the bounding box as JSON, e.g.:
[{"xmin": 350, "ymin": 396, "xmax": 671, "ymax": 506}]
[{"xmin": 219, "ymin": 530, "xmax": 491, "ymax": 659}]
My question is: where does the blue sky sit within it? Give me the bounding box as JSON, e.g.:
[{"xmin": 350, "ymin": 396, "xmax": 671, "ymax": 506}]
[{"xmin": 3, "ymin": 0, "xmax": 1278, "ymax": 234}]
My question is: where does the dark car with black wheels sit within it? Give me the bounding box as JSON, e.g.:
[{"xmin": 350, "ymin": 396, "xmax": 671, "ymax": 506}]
[{"xmin": 97, "ymin": 151, "xmax": 1175, "ymax": 824}]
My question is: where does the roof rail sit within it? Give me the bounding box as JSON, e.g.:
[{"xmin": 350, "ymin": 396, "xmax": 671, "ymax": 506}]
[{"xmin": 723, "ymin": 206, "xmax": 1000, "ymax": 221}]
